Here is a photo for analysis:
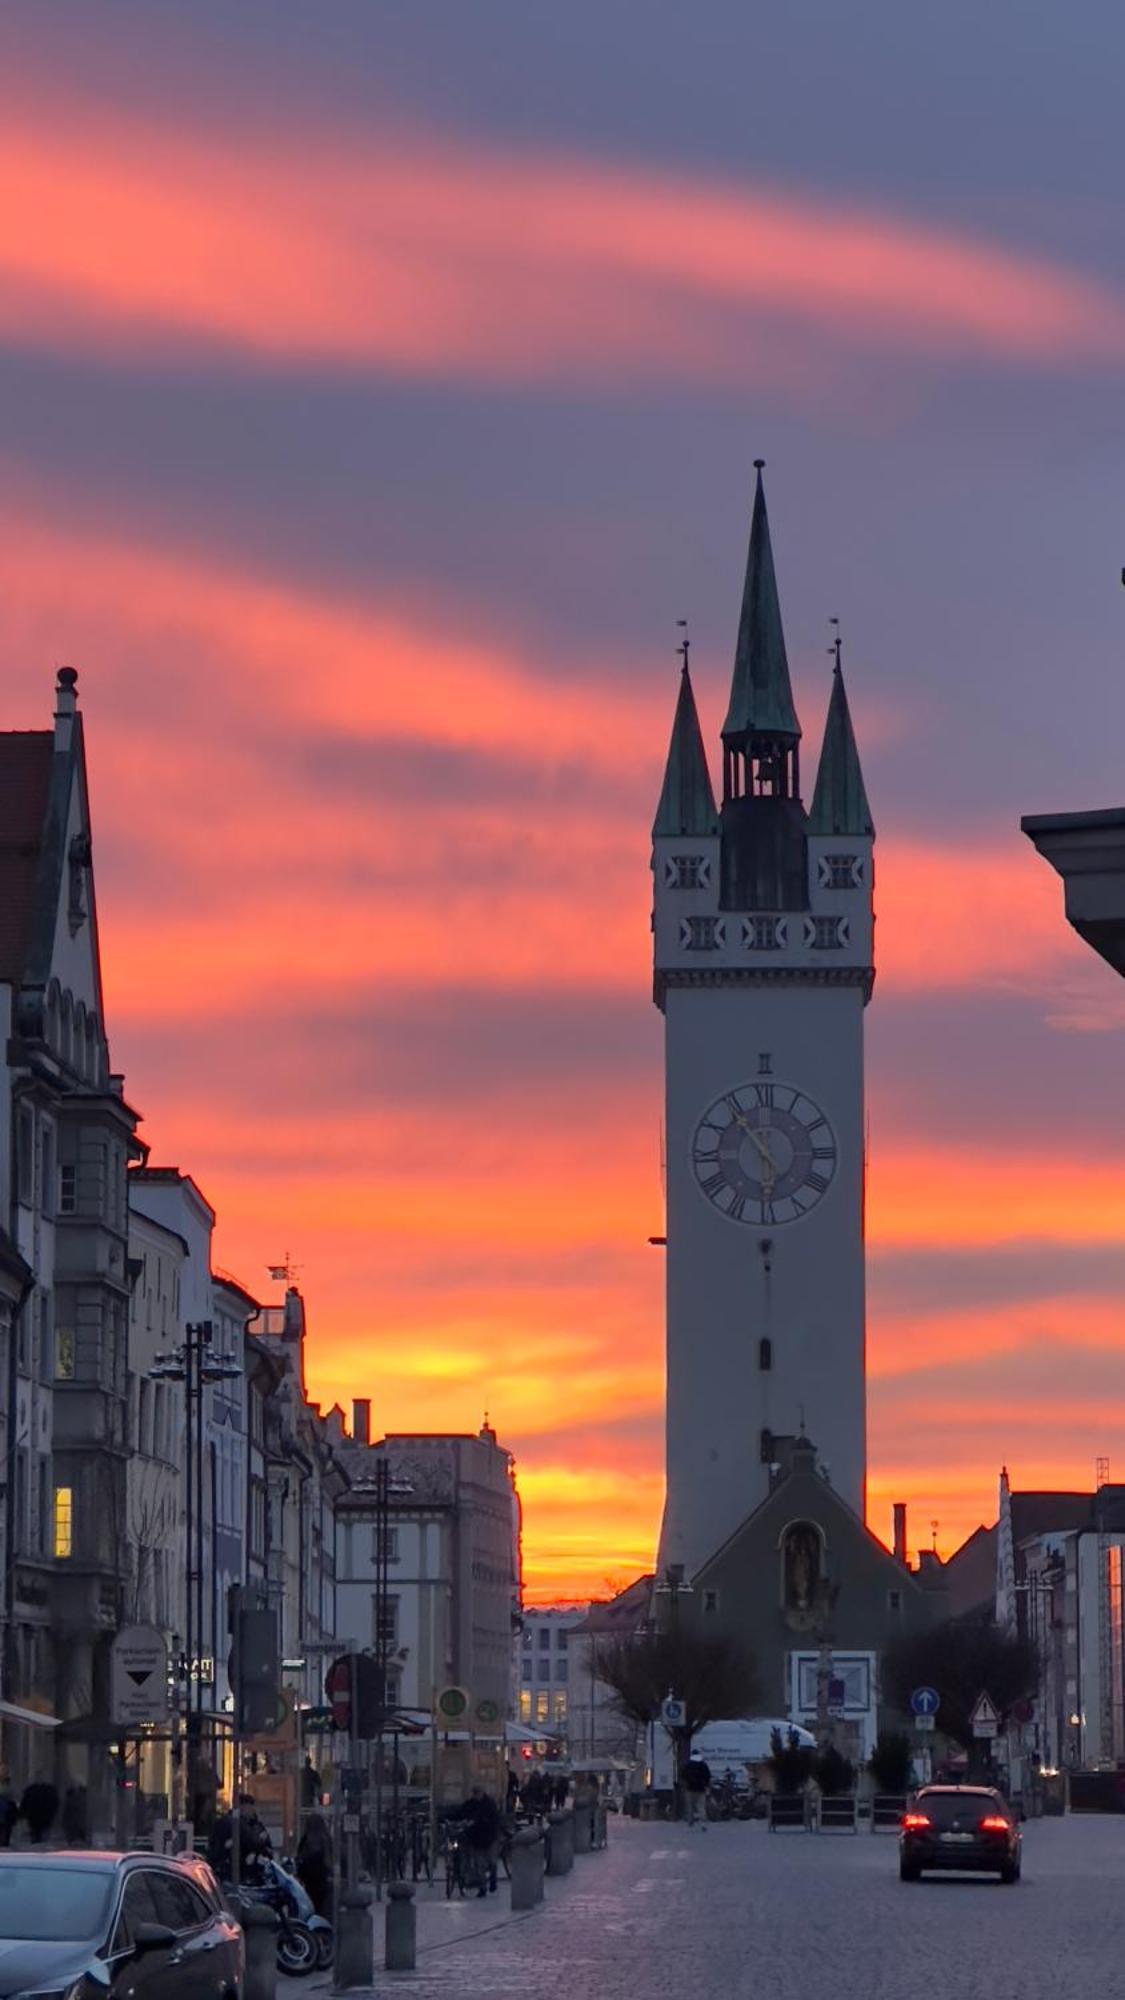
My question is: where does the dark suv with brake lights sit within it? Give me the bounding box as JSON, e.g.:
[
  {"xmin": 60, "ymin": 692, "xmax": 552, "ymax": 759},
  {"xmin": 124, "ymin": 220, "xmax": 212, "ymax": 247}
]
[
  {"xmin": 900, "ymin": 1785, "xmax": 1021, "ymax": 1883},
  {"xmin": 0, "ymin": 1848, "xmax": 243, "ymax": 1996}
]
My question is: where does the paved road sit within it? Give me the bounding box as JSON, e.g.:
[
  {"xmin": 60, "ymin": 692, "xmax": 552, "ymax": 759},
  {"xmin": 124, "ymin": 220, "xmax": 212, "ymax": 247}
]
[{"xmin": 281, "ymin": 1813, "xmax": 1125, "ymax": 1999}]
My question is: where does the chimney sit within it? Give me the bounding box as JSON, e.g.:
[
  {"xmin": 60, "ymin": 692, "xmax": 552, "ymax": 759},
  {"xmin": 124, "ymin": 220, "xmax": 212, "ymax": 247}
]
[
  {"xmin": 54, "ymin": 666, "xmax": 78, "ymax": 751},
  {"xmin": 353, "ymin": 1397, "xmax": 371, "ymax": 1446},
  {"xmin": 893, "ymin": 1502, "xmax": 908, "ymax": 1567}
]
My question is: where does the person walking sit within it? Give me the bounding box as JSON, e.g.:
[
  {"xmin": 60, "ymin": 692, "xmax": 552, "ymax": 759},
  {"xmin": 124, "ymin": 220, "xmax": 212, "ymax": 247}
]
[
  {"xmin": 681, "ymin": 1753, "xmax": 711, "ymax": 1830},
  {"xmin": 456, "ymin": 1786, "xmax": 502, "ymax": 1896},
  {"xmin": 19, "ymin": 1781, "xmax": 59, "ymax": 1845},
  {"xmin": 296, "ymin": 1811, "xmax": 333, "ymax": 1918}
]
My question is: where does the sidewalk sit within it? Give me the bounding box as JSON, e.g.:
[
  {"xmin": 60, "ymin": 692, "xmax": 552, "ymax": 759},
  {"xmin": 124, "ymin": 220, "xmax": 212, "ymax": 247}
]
[{"xmin": 278, "ymin": 1874, "xmax": 540, "ymax": 1996}]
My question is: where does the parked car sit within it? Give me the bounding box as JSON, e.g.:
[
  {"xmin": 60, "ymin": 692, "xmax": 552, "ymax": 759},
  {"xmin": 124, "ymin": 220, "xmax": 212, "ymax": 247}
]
[
  {"xmin": 0, "ymin": 1848, "xmax": 243, "ymax": 1996},
  {"xmin": 899, "ymin": 1785, "xmax": 1022, "ymax": 1883}
]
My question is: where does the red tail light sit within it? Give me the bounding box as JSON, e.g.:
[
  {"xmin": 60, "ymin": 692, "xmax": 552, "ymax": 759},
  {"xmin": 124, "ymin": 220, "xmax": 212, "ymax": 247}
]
[
  {"xmin": 902, "ymin": 1812, "xmax": 931, "ymax": 1830},
  {"xmin": 979, "ymin": 1814, "xmax": 1009, "ymax": 1832}
]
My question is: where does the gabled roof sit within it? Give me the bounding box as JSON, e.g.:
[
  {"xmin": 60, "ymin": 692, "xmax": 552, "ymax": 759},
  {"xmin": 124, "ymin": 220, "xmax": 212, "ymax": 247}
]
[
  {"xmin": 722, "ymin": 463, "xmax": 801, "ymax": 745},
  {"xmin": 808, "ymin": 663, "xmax": 874, "ymax": 837},
  {"xmin": 652, "ymin": 665, "xmax": 718, "ymax": 838},
  {"xmin": 0, "ymin": 732, "xmax": 53, "ymax": 983}
]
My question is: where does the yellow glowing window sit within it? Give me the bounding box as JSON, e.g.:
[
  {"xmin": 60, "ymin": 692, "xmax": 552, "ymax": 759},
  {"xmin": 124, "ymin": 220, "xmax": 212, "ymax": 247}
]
[
  {"xmin": 519, "ymin": 1691, "xmax": 531, "ymax": 1722},
  {"xmin": 53, "ymin": 1486, "xmax": 73, "ymax": 1558}
]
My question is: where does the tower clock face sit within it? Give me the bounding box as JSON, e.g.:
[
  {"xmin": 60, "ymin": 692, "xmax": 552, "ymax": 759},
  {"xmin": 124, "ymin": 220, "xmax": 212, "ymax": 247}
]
[{"xmin": 691, "ymin": 1080, "xmax": 837, "ymax": 1226}]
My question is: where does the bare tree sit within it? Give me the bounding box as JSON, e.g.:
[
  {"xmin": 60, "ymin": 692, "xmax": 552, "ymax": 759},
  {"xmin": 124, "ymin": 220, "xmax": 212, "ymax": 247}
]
[{"xmin": 592, "ymin": 1626, "xmax": 760, "ymax": 1783}]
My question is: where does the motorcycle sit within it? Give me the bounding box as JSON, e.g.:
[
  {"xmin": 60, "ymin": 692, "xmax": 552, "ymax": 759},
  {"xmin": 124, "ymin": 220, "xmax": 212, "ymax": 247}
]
[{"xmin": 242, "ymin": 1856, "xmax": 333, "ymax": 1975}]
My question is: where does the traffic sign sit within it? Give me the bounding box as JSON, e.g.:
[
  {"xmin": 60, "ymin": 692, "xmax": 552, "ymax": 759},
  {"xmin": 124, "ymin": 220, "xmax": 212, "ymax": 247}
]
[
  {"xmin": 914, "ymin": 1715, "xmax": 935, "ymax": 1733},
  {"xmin": 970, "ymin": 1691, "xmax": 1000, "ymax": 1739},
  {"xmin": 661, "ymin": 1696, "xmax": 687, "ymax": 1728},
  {"xmin": 475, "ymin": 1698, "xmax": 501, "ymax": 1726},
  {"xmin": 326, "ymin": 1656, "xmax": 353, "ymax": 1730},
  {"xmin": 910, "ymin": 1686, "xmax": 940, "ymax": 1718},
  {"xmin": 112, "ymin": 1626, "xmax": 169, "ymax": 1727},
  {"xmin": 436, "ymin": 1686, "xmax": 470, "ymax": 1722}
]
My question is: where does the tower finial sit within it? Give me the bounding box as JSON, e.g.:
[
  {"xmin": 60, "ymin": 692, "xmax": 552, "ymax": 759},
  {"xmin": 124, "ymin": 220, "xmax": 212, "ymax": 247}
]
[
  {"xmin": 676, "ymin": 617, "xmax": 690, "ymax": 675},
  {"xmin": 753, "ymin": 457, "xmax": 765, "ymax": 471},
  {"xmin": 828, "ymin": 615, "xmax": 842, "ymax": 674}
]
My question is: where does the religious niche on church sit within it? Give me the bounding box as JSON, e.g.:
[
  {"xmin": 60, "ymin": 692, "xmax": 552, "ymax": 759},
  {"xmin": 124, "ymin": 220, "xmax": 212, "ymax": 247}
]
[{"xmin": 780, "ymin": 1520, "xmax": 826, "ymax": 1631}]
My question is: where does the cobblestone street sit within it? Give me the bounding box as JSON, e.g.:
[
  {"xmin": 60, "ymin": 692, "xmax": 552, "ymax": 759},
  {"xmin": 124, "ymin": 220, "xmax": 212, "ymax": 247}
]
[{"xmin": 282, "ymin": 1812, "xmax": 1125, "ymax": 1999}]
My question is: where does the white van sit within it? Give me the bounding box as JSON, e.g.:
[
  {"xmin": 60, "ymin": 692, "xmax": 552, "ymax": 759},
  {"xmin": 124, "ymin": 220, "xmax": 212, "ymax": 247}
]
[{"xmin": 690, "ymin": 1718, "xmax": 816, "ymax": 1785}]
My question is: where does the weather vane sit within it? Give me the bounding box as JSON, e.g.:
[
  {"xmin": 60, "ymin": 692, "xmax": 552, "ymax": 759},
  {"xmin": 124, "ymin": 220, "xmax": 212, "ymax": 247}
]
[
  {"xmin": 828, "ymin": 615, "xmax": 842, "ymax": 672},
  {"xmin": 676, "ymin": 617, "xmax": 690, "ymax": 672}
]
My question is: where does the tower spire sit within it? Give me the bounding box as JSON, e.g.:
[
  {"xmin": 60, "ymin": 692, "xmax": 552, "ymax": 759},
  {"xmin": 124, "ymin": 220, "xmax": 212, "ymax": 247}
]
[
  {"xmin": 808, "ymin": 634, "xmax": 874, "ymax": 837},
  {"xmin": 652, "ymin": 631, "xmax": 718, "ymax": 839},
  {"xmin": 722, "ymin": 461, "xmax": 801, "ymax": 746}
]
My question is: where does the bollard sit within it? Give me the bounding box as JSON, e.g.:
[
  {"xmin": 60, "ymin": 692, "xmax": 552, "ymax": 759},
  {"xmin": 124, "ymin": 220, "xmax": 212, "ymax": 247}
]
[
  {"xmin": 237, "ymin": 1898, "xmax": 278, "ymax": 2000},
  {"xmin": 385, "ymin": 1880, "xmax": 416, "ymax": 1971},
  {"xmin": 509, "ymin": 1825, "xmax": 545, "ymax": 1910},
  {"xmin": 333, "ymin": 1883, "xmax": 375, "ymax": 1992},
  {"xmin": 546, "ymin": 1808, "xmax": 574, "ymax": 1876},
  {"xmin": 572, "ymin": 1805, "xmax": 593, "ymax": 1855}
]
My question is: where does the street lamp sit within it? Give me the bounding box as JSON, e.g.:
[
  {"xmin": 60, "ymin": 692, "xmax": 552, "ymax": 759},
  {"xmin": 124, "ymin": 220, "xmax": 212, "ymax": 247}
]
[
  {"xmin": 150, "ymin": 1321, "xmax": 241, "ymax": 1820},
  {"xmin": 349, "ymin": 1461, "xmax": 413, "ymax": 1896}
]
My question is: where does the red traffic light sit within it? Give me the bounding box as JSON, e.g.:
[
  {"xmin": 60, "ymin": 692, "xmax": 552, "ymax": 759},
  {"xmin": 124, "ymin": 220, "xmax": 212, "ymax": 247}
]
[{"xmin": 325, "ymin": 1656, "xmax": 353, "ymax": 1730}]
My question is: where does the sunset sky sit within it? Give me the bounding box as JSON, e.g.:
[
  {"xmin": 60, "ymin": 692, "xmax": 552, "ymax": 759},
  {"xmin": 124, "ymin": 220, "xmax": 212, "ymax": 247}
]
[{"xmin": 4, "ymin": 1, "xmax": 1125, "ymax": 1601}]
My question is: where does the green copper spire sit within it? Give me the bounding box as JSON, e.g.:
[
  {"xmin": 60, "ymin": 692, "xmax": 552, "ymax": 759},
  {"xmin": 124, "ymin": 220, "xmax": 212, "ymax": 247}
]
[
  {"xmin": 808, "ymin": 655, "xmax": 874, "ymax": 837},
  {"xmin": 722, "ymin": 462, "xmax": 801, "ymax": 745},
  {"xmin": 652, "ymin": 661, "xmax": 718, "ymax": 838}
]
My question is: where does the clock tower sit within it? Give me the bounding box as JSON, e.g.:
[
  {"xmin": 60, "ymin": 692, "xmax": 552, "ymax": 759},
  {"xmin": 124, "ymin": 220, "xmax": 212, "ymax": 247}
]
[{"xmin": 652, "ymin": 464, "xmax": 875, "ymax": 1580}]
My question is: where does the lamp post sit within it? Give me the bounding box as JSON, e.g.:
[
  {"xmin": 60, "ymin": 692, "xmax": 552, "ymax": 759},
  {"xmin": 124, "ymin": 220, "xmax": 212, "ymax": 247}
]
[
  {"xmin": 150, "ymin": 1322, "xmax": 241, "ymax": 1825},
  {"xmin": 349, "ymin": 1459, "xmax": 413, "ymax": 1897}
]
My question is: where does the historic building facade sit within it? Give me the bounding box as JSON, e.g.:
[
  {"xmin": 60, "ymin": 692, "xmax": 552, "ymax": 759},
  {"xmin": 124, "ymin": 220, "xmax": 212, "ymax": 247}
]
[{"xmin": 652, "ymin": 468, "xmax": 875, "ymax": 1580}]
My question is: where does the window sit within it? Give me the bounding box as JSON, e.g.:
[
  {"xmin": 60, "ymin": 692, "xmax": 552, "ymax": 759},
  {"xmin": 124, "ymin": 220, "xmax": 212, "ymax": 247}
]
[
  {"xmin": 372, "ymin": 1525, "xmax": 399, "ymax": 1565},
  {"xmin": 888, "ymin": 1590, "xmax": 902, "ymax": 1615},
  {"xmin": 534, "ymin": 1692, "xmax": 549, "ymax": 1724},
  {"xmin": 148, "ymin": 1871, "xmax": 210, "ymax": 1932},
  {"xmin": 680, "ymin": 914, "xmax": 723, "ymax": 951},
  {"xmin": 39, "ymin": 1126, "xmax": 54, "ymax": 1216},
  {"xmin": 536, "ymin": 1660, "xmax": 551, "ymax": 1683},
  {"xmin": 519, "ymin": 1690, "xmax": 531, "ymax": 1722},
  {"xmin": 54, "ymin": 1486, "xmax": 74, "ymax": 1558},
  {"xmin": 58, "ymin": 1164, "xmax": 77, "ymax": 1216},
  {"xmin": 552, "ymin": 1691, "xmax": 568, "ymax": 1723},
  {"xmin": 55, "ymin": 1320, "xmax": 75, "ymax": 1384},
  {"xmin": 759, "ymin": 1427, "xmax": 774, "ymax": 1464},
  {"xmin": 555, "ymin": 1658, "xmax": 568, "ymax": 1683},
  {"xmin": 556, "ymin": 1630, "xmax": 568, "ymax": 1652},
  {"xmin": 16, "ymin": 1109, "xmax": 33, "ymax": 1205},
  {"xmin": 818, "ymin": 853, "xmax": 861, "ymax": 891},
  {"xmin": 742, "ymin": 915, "xmax": 783, "ymax": 950},
  {"xmin": 758, "ymin": 1337, "xmax": 772, "ymax": 1371},
  {"xmin": 521, "ymin": 1629, "xmax": 532, "ymax": 1650},
  {"xmin": 807, "ymin": 915, "xmax": 848, "ymax": 951},
  {"xmin": 37, "ymin": 1457, "xmax": 49, "ymax": 1558},
  {"xmin": 703, "ymin": 1589, "xmax": 719, "ymax": 1615},
  {"xmin": 665, "ymin": 854, "xmax": 711, "ymax": 890},
  {"xmin": 538, "ymin": 1629, "xmax": 551, "ymax": 1651},
  {"xmin": 373, "ymin": 1593, "xmax": 399, "ymax": 1652}
]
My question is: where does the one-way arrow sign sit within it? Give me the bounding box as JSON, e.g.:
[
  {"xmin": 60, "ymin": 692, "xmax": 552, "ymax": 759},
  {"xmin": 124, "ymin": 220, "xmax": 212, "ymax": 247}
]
[{"xmin": 970, "ymin": 1690, "xmax": 999, "ymax": 1738}]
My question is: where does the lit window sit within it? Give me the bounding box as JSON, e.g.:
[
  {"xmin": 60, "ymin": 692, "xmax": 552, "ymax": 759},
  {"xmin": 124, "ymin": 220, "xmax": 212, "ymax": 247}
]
[
  {"xmin": 519, "ymin": 1691, "xmax": 531, "ymax": 1722},
  {"xmin": 552, "ymin": 1690, "xmax": 568, "ymax": 1722},
  {"xmin": 54, "ymin": 1486, "xmax": 73, "ymax": 1558},
  {"xmin": 534, "ymin": 1692, "xmax": 549, "ymax": 1723}
]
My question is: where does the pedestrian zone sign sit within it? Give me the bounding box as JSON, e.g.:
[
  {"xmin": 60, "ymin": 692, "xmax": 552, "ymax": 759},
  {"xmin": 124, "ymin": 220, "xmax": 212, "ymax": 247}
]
[
  {"xmin": 970, "ymin": 1691, "xmax": 999, "ymax": 1739},
  {"xmin": 111, "ymin": 1625, "xmax": 169, "ymax": 1727},
  {"xmin": 661, "ymin": 1696, "xmax": 687, "ymax": 1728}
]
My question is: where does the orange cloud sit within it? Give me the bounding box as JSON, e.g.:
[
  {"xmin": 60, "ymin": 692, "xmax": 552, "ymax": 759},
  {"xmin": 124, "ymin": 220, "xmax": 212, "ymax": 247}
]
[{"xmin": 0, "ymin": 88, "xmax": 1121, "ymax": 388}]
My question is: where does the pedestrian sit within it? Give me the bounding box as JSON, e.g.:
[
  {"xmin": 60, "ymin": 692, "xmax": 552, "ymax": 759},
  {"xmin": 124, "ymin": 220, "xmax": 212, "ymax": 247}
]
[
  {"xmin": 505, "ymin": 1766, "xmax": 520, "ymax": 1811},
  {"xmin": 19, "ymin": 1780, "xmax": 59, "ymax": 1845},
  {"xmin": 681, "ymin": 1753, "xmax": 711, "ymax": 1830},
  {"xmin": 301, "ymin": 1755, "xmax": 321, "ymax": 1811},
  {"xmin": 552, "ymin": 1773, "xmax": 570, "ymax": 1809},
  {"xmin": 296, "ymin": 1810, "xmax": 333, "ymax": 1918},
  {"xmin": 455, "ymin": 1786, "xmax": 502, "ymax": 1896},
  {"xmin": 61, "ymin": 1784, "xmax": 88, "ymax": 1844}
]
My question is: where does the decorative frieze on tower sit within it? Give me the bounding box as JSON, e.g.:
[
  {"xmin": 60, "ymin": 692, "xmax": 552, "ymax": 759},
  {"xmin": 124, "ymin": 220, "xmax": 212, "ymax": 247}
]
[{"xmin": 652, "ymin": 464, "xmax": 875, "ymax": 1580}]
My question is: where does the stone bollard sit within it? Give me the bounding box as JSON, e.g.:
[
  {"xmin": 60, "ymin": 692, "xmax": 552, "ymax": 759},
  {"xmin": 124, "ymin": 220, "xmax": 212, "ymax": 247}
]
[
  {"xmin": 509, "ymin": 1824, "xmax": 545, "ymax": 1910},
  {"xmin": 572, "ymin": 1805, "xmax": 593, "ymax": 1855},
  {"xmin": 333, "ymin": 1883, "xmax": 374, "ymax": 1992},
  {"xmin": 237, "ymin": 1898, "xmax": 278, "ymax": 2000},
  {"xmin": 546, "ymin": 1808, "xmax": 574, "ymax": 1876},
  {"xmin": 385, "ymin": 1880, "xmax": 416, "ymax": 1972}
]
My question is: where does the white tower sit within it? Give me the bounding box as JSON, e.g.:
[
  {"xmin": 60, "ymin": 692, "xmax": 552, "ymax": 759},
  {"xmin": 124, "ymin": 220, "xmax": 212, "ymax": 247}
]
[{"xmin": 652, "ymin": 464, "xmax": 875, "ymax": 1579}]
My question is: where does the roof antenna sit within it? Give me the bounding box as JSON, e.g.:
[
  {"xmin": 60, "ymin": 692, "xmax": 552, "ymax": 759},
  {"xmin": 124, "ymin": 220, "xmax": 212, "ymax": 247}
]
[
  {"xmin": 828, "ymin": 615, "xmax": 842, "ymax": 673},
  {"xmin": 676, "ymin": 618, "xmax": 690, "ymax": 674}
]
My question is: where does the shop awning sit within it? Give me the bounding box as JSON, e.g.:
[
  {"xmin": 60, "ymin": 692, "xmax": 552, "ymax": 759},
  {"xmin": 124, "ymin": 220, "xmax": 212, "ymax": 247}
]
[{"xmin": 0, "ymin": 1700, "xmax": 60, "ymax": 1730}]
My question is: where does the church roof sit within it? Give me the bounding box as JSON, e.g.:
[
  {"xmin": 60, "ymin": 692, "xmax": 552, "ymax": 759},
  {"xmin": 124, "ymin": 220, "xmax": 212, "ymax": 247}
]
[
  {"xmin": 652, "ymin": 663, "xmax": 718, "ymax": 838},
  {"xmin": 0, "ymin": 732, "xmax": 54, "ymax": 984},
  {"xmin": 808, "ymin": 662, "xmax": 874, "ymax": 837},
  {"xmin": 722, "ymin": 463, "xmax": 801, "ymax": 745}
]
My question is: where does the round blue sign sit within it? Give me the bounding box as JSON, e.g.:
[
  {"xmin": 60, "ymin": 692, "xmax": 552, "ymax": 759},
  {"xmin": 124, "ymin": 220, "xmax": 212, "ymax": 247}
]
[{"xmin": 910, "ymin": 1685, "xmax": 940, "ymax": 1717}]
